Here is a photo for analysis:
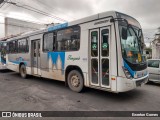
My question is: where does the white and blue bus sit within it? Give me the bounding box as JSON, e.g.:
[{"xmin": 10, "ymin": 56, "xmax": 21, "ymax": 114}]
[
  {"xmin": 6, "ymin": 11, "xmax": 148, "ymax": 93},
  {"xmin": 0, "ymin": 41, "xmax": 7, "ymax": 70}
]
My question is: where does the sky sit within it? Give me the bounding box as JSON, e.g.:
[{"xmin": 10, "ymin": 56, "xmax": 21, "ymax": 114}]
[{"xmin": 0, "ymin": 0, "xmax": 160, "ymax": 45}]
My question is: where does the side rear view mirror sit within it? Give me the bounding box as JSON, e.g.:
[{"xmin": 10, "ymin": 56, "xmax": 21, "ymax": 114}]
[
  {"xmin": 122, "ymin": 28, "xmax": 127, "ymax": 40},
  {"xmin": 138, "ymin": 29, "xmax": 142, "ymax": 38}
]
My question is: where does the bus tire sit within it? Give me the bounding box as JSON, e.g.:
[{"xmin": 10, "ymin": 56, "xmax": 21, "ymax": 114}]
[
  {"xmin": 20, "ymin": 64, "xmax": 27, "ymax": 79},
  {"xmin": 67, "ymin": 70, "xmax": 84, "ymax": 93}
]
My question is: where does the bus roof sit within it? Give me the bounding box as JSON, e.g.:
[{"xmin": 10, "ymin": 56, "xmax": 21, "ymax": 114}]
[
  {"xmin": 7, "ymin": 11, "xmax": 139, "ymax": 42},
  {"xmin": 69, "ymin": 11, "xmax": 117, "ymax": 26}
]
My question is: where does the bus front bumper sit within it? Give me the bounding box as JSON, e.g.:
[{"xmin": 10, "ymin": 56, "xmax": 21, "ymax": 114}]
[{"xmin": 116, "ymin": 74, "xmax": 149, "ymax": 92}]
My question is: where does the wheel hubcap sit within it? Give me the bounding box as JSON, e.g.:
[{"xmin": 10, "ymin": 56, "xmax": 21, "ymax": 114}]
[{"xmin": 71, "ymin": 75, "xmax": 80, "ymax": 87}]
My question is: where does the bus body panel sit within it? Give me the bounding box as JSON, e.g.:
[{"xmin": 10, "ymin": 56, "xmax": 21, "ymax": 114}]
[
  {"xmin": 7, "ymin": 53, "xmax": 30, "ymax": 72},
  {"xmin": 79, "ymin": 17, "xmax": 118, "ymax": 91},
  {"xmin": 6, "ymin": 11, "xmax": 148, "ymax": 93}
]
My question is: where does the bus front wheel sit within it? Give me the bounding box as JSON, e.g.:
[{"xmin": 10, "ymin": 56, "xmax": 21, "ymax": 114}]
[
  {"xmin": 20, "ymin": 64, "xmax": 27, "ymax": 79},
  {"xmin": 67, "ymin": 70, "xmax": 84, "ymax": 93}
]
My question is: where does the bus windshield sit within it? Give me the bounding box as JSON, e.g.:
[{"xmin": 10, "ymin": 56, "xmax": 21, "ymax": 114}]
[{"xmin": 119, "ymin": 25, "xmax": 145, "ymax": 64}]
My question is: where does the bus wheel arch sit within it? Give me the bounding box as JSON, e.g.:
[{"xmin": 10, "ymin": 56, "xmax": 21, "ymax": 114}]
[
  {"xmin": 65, "ymin": 65, "xmax": 84, "ymax": 92},
  {"xmin": 19, "ymin": 63, "xmax": 27, "ymax": 79}
]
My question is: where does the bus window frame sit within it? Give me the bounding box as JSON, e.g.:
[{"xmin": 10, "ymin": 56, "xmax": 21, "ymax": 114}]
[
  {"xmin": 8, "ymin": 37, "xmax": 29, "ymax": 54},
  {"xmin": 8, "ymin": 40, "xmax": 18, "ymax": 54},
  {"xmin": 17, "ymin": 37, "xmax": 29, "ymax": 54},
  {"xmin": 43, "ymin": 31, "xmax": 55, "ymax": 53},
  {"xmin": 42, "ymin": 25, "xmax": 81, "ymax": 53}
]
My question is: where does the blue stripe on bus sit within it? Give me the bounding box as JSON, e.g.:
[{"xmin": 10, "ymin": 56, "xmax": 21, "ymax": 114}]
[
  {"xmin": 48, "ymin": 52, "xmax": 65, "ymax": 74},
  {"xmin": 9, "ymin": 57, "xmax": 27, "ymax": 66},
  {"xmin": 10, "ymin": 61, "xmax": 27, "ymax": 66},
  {"xmin": 48, "ymin": 23, "xmax": 68, "ymax": 32},
  {"xmin": 123, "ymin": 60, "xmax": 136, "ymax": 77}
]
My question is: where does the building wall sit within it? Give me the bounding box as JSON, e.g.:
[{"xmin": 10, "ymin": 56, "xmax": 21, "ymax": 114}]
[
  {"xmin": 152, "ymin": 39, "xmax": 160, "ymax": 59},
  {"xmin": 0, "ymin": 17, "xmax": 5, "ymax": 38},
  {"xmin": 5, "ymin": 17, "xmax": 45, "ymax": 37}
]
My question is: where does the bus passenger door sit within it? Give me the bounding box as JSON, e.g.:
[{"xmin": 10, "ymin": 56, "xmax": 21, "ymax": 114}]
[
  {"xmin": 100, "ymin": 27, "xmax": 110, "ymax": 88},
  {"xmin": 32, "ymin": 40, "xmax": 41, "ymax": 75},
  {"xmin": 90, "ymin": 27, "xmax": 110, "ymax": 88},
  {"xmin": 90, "ymin": 29, "xmax": 100, "ymax": 86}
]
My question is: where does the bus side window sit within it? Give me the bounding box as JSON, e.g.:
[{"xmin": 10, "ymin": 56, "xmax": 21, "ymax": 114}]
[
  {"xmin": 43, "ymin": 32, "xmax": 54, "ymax": 52},
  {"xmin": 18, "ymin": 38, "xmax": 28, "ymax": 53},
  {"xmin": 56, "ymin": 26, "xmax": 80, "ymax": 51},
  {"xmin": 9, "ymin": 40, "xmax": 17, "ymax": 54}
]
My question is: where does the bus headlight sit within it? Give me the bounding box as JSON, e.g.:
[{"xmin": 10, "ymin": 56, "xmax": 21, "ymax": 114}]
[{"xmin": 122, "ymin": 67, "xmax": 132, "ymax": 79}]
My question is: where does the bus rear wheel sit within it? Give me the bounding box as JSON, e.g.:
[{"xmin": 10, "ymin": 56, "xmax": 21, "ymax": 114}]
[
  {"xmin": 67, "ymin": 70, "xmax": 84, "ymax": 93},
  {"xmin": 20, "ymin": 64, "xmax": 27, "ymax": 79}
]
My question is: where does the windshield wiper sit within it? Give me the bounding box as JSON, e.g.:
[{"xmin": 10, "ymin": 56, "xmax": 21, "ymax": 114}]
[
  {"xmin": 128, "ymin": 25, "xmax": 138, "ymax": 38},
  {"xmin": 128, "ymin": 25, "xmax": 144, "ymax": 52}
]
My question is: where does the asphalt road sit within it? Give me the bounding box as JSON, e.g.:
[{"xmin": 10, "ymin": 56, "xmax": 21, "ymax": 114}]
[{"xmin": 0, "ymin": 70, "xmax": 160, "ymax": 119}]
